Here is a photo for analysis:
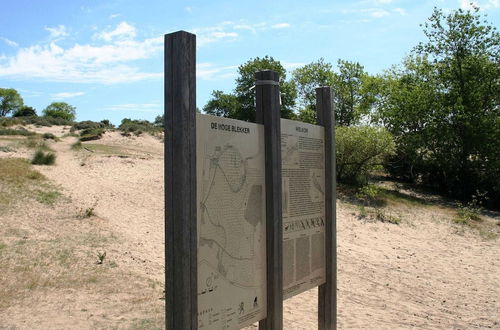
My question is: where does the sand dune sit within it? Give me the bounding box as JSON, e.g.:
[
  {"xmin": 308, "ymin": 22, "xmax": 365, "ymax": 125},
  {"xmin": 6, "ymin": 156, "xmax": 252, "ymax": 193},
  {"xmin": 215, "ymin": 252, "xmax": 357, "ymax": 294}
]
[{"xmin": 0, "ymin": 128, "xmax": 498, "ymax": 329}]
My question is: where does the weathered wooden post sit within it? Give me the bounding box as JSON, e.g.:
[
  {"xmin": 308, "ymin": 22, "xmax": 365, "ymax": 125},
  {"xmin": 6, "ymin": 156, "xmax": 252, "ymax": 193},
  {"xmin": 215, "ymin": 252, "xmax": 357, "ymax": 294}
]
[
  {"xmin": 316, "ymin": 87, "xmax": 337, "ymax": 330},
  {"xmin": 165, "ymin": 31, "xmax": 197, "ymax": 330},
  {"xmin": 255, "ymin": 70, "xmax": 283, "ymax": 330}
]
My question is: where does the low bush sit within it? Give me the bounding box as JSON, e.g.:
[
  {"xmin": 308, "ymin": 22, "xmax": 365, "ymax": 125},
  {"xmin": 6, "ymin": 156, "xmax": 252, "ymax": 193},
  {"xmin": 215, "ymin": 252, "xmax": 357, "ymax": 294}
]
[
  {"xmin": 0, "ymin": 128, "xmax": 36, "ymax": 136},
  {"xmin": 79, "ymin": 128, "xmax": 105, "ymax": 141},
  {"xmin": 72, "ymin": 120, "xmax": 105, "ymax": 131},
  {"xmin": 336, "ymin": 126, "xmax": 395, "ymax": 185},
  {"xmin": 42, "ymin": 132, "xmax": 56, "ymax": 140},
  {"xmin": 118, "ymin": 118, "xmax": 162, "ymax": 136},
  {"xmin": 31, "ymin": 150, "xmax": 56, "ymax": 165}
]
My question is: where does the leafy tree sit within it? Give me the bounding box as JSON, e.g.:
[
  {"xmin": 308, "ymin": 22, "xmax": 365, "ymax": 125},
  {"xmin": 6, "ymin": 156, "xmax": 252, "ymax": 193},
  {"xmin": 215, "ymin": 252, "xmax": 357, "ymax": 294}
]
[
  {"xmin": 154, "ymin": 115, "xmax": 164, "ymax": 127},
  {"xmin": 235, "ymin": 56, "xmax": 297, "ymax": 121},
  {"xmin": 203, "ymin": 90, "xmax": 240, "ymax": 118},
  {"xmin": 378, "ymin": 6, "xmax": 500, "ymax": 205},
  {"xmin": 13, "ymin": 106, "xmax": 37, "ymax": 117},
  {"xmin": 292, "ymin": 59, "xmax": 372, "ymax": 126},
  {"xmin": 336, "ymin": 126, "xmax": 395, "ymax": 185},
  {"xmin": 293, "ymin": 58, "xmax": 335, "ymax": 111},
  {"xmin": 334, "ymin": 59, "xmax": 369, "ymax": 126},
  {"xmin": 43, "ymin": 102, "xmax": 76, "ymax": 121},
  {"xmin": 205, "ymin": 56, "xmax": 297, "ymax": 122},
  {"xmin": 0, "ymin": 88, "xmax": 23, "ymax": 117}
]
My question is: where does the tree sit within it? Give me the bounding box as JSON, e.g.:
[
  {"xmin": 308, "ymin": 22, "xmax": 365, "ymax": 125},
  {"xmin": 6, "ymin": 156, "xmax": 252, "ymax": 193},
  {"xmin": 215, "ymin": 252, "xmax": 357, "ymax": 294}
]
[
  {"xmin": 0, "ymin": 88, "xmax": 23, "ymax": 117},
  {"xmin": 43, "ymin": 102, "xmax": 76, "ymax": 121},
  {"xmin": 292, "ymin": 59, "xmax": 373, "ymax": 126},
  {"xmin": 13, "ymin": 105, "xmax": 37, "ymax": 117},
  {"xmin": 378, "ymin": 6, "xmax": 500, "ymax": 205},
  {"xmin": 293, "ymin": 58, "xmax": 335, "ymax": 111},
  {"xmin": 203, "ymin": 90, "xmax": 240, "ymax": 118},
  {"xmin": 334, "ymin": 60, "xmax": 369, "ymax": 126}
]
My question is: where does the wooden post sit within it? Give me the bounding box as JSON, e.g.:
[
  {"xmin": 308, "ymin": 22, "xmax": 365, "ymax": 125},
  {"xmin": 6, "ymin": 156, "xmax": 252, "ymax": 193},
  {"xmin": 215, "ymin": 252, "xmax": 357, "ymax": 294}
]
[
  {"xmin": 255, "ymin": 70, "xmax": 283, "ymax": 330},
  {"xmin": 316, "ymin": 87, "xmax": 337, "ymax": 330},
  {"xmin": 165, "ymin": 31, "xmax": 197, "ymax": 330}
]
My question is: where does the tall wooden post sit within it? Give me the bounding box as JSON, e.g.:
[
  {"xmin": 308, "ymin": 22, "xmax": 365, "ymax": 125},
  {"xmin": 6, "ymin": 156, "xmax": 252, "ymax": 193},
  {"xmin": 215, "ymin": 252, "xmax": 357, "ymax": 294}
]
[
  {"xmin": 255, "ymin": 70, "xmax": 283, "ymax": 330},
  {"xmin": 316, "ymin": 87, "xmax": 337, "ymax": 330},
  {"xmin": 165, "ymin": 31, "xmax": 197, "ymax": 330}
]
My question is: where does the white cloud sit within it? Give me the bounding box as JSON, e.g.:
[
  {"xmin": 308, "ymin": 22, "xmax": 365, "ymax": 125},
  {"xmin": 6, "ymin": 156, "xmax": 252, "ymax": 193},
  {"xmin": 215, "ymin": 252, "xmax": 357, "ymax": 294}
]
[
  {"xmin": 52, "ymin": 92, "xmax": 85, "ymax": 99},
  {"xmin": 197, "ymin": 63, "xmax": 238, "ymax": 80},
  {"xmin": 0, "ymin": 33, "xmax": 163, "ymax": 84},
  {"xmin": 97, "ymin": 22, "xmax": 136, "ymax": 41},
  {"xmin": 367, "ymin": 8, "xmax": 391, "ymax": 17},
  {"xmin": 109, "ymin": 13, "xmax": 121, "ymax": 19},
  {"xmin": 105, "ymin": 103, "xmax": 161, "ymax": 112},
  {"xmin": 194, "ymin": 26, "xmax": 239, "ymax": 47},
  {"xmin": 460, "ymin": 0, "xmax": 499, "ymax": 9},
  {"xmin": 394, "ymin": 7, "xmax": 408, "ymax": 16},
  {"xmin": 185, "ymin": 7, "xmax": 192, "ymax": 13},
  {"xmin": 271, "ymin": 23, "xmax": 291, "ymax": 29},
  {"xmin": 0, "ymin": 37, "xmax": 18, "ymax": 47},
  {"xmin": 44, "ymin": 25, "xmax": 69, "ymax": 39}
]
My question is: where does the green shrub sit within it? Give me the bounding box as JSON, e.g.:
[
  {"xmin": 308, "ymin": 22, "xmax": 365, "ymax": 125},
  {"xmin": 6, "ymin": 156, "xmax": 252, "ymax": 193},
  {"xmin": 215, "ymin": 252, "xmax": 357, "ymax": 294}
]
[
  {"xmin": 23, "ymin": 116, "xmax": 73, "ymax": 127},
  {"xmin": 0, "ymin": 128, "xmax": 36, "ymax": 136},
  {"xmin": 118, "ymin": 118, "xmax": 162, "ymax": 136},
  {"xmin": 72, "ymin": 120, "xmax": 105, "ymax": 131},
  {"xmin": 0, "ymin": 117, "xmax": 23, "ymax": 127},
  {"xmin": 42, "ymin": 132, "xmax": 56, "ymax": 140},
  {"xmin": 336, "ymin": 126, "xmax": 395, "ymax": 185},
  {"xmin": 31, "ymin": 150, "xmax": 56, "ymax": 165},
  {"xmin": 79, "ymin": 128, "xmax": 105, "ymax": 141}
]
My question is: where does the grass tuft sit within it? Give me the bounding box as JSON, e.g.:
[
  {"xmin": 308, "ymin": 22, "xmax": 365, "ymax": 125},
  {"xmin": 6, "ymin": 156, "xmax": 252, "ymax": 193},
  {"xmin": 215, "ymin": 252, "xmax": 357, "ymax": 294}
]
[{"xmin": 31, "ymin": 150, "xmax": 56, "ymax": 165}]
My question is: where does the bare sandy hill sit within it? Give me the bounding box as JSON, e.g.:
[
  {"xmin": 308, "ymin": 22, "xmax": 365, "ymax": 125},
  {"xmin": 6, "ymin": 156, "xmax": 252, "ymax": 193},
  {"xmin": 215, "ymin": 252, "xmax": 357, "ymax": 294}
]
[{"xmin": 0, "ymin": 127, "xmax": 498, "ymax": 329}]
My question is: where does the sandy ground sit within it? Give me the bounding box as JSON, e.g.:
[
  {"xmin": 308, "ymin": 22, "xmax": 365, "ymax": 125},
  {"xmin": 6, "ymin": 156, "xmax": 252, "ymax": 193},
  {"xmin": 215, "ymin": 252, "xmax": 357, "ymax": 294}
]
[{"xmin": 0, "ymin": 127, "xmax": 499, "ymax": 329}]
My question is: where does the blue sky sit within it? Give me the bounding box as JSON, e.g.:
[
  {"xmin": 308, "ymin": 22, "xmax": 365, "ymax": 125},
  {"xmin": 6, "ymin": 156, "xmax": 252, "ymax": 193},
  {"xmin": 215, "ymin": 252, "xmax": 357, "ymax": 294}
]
[{"xmin": 0, "ymin": 0, "xmax": 498, "ymax": 124}]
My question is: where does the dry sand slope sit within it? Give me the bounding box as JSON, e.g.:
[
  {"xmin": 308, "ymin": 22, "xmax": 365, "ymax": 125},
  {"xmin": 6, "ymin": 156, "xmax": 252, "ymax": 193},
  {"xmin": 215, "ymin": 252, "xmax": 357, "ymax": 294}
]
[{"xmin": 0, "ymin": 128, "xmax": 499, "ymax": 329}]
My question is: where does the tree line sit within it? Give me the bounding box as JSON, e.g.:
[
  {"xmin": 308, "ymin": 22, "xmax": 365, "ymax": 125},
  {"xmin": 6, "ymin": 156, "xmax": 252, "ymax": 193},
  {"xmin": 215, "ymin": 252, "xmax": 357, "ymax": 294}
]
[
  {"xmin": 203, "ymin": 6, "xmax": 499, "ymax": 208},
  {"xmin": 0, "ymin": 88, "xmax": 76, "ymax": 121}
]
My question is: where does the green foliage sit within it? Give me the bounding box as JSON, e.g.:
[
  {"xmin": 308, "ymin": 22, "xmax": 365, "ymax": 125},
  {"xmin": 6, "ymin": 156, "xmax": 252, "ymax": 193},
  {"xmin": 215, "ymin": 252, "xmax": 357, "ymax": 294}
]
[
  {"xmin": 0, "ymin": 128, "xmax": 36, "ymax": 136},
  {"xmin": 118, "ymin": 118, "xmax": 162, "ymax": 135},
  {"xmin": 23, "ymin": 115, "xmax": 73, "ymax": 126},
  {"xmin": 0, "ymin": 117, "xmax": 23, "ymax": 127},
  {"xmin": 292, "ymin": 58, "xmax": 335, "ymax": 110},
  {"xmin": 375, "ymin": 6, "xmax": 500, "ymax": 207},
  {"xmin": 13, "ymin": 106, "xmax": 37, "ymax": 117},
  {"xmin": 79, "ymin": 128, "xmax": 105, "ymax": 141},
  {"xmin": 96, "ymin": 251, "xmax": 106, "ymax": 265},
  {"xmin": 42, "ymin": 133, "xmax": 56, "ymax": 140},
  {"xmin": 43, "ymin": 102, "xmax": 76, "ymax": 121},
  {"xmin": 336, "ymin": 126, "xmax": 395, "ymax": 185},
  {"xmin": 292, "ymin": 58, "xmax": 373, "ymax": 126},
  {"xmin": 153, "ymin": 115, "xmax": 164, "ymax": 128},
  {"xmin": 296, "ymin": 107, "xmax": 316, "ymax": 124},
  {"xmin": 203, "ymin": 90, "xmax": 240, "ymax": 118},
  {"xmin": 72, "ymin": 120, "xmax": 104, "ymax": 131},
  {"xmin": 356, "ymin": 184, "xmax": 382, "ymax": 206},
  {"xmin": 204, "ymin": 56, "xmax": 297, "ymax": 121},
  {"xmin": 100, "ymin": 119, "xmax": 114, "ymax": 128},
  {"xmin": 0, "ymin": 88, "xmax": 24, "ymax": 117},
  {"xmin": 31, "ymin": 150, "xmax": 56, "ymax": 165}
]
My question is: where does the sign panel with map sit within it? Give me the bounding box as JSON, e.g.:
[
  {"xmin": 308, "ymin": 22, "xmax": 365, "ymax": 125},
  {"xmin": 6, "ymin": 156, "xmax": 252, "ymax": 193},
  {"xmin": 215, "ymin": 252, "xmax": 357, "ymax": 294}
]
[
  {"xmin": 281, "ymin": 118, "xmax": 326, "ymax": 299},
  {"xmin": 196, "ymin": 114, "xmax": 267, "ymax": 330}
]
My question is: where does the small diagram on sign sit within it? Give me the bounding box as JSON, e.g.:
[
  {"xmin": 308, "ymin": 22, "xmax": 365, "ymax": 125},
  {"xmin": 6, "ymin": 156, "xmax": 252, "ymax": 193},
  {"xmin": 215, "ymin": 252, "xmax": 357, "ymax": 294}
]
[
  {"xmin": 282, "ymin": 135, "xmax": 299, "ymax": 166},
  {"xmin": 310, "ymin": 169, "xmax": 325, "ymax": 202},
  {"xmin": 239, "ymin": 302, "xmax": 245, "ymax": 314}
]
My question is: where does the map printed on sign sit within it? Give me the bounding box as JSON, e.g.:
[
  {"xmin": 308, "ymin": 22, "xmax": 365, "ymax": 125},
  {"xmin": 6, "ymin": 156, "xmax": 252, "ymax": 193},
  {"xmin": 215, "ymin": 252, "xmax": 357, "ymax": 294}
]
[
  {"xmin": 281, "ymin": 118, "xmax": 326, "ymax": 300},
  {"xmin": 196, "ymin": 114, "xmax": 267, "ymax": 330}
]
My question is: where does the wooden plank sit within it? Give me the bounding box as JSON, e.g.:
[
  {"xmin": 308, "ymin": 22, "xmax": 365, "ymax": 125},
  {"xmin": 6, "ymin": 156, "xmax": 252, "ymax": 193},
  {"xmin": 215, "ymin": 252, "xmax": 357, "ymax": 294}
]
[
  {"xmin": 165, "ymin": 31, "xmax": 197, "ymax": 330},
  {"xmin": 255, "ymin": 70, "xmax": 284, "ymax": 330},
  {"xmin": 316, "ymin": 87, "xmax": 337, "ymax": 330}
]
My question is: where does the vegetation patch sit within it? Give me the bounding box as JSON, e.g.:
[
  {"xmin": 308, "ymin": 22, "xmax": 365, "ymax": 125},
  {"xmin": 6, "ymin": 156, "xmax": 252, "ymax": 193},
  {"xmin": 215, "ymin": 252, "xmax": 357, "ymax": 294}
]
[
  {"xmin": 0, "ymin": 128, "xmax": 36, "ymax": 137},
  {"xmin": 31, "ymin": 150, "xmax": 56, "ymax": 165},
  {"xmin": 82, "ymin": 143, "xmax": 129, "ymax": 156},
  {"xmin": 79, "ymin": 128, "xmax": 105, "ymax": 141},
  {"xmin": 0, "ymin": 158, "xmax": 61, "ymax": 213},
  {"xmin": 119, "ymin": 118, "xmax": 162, "ymax": 136}
]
